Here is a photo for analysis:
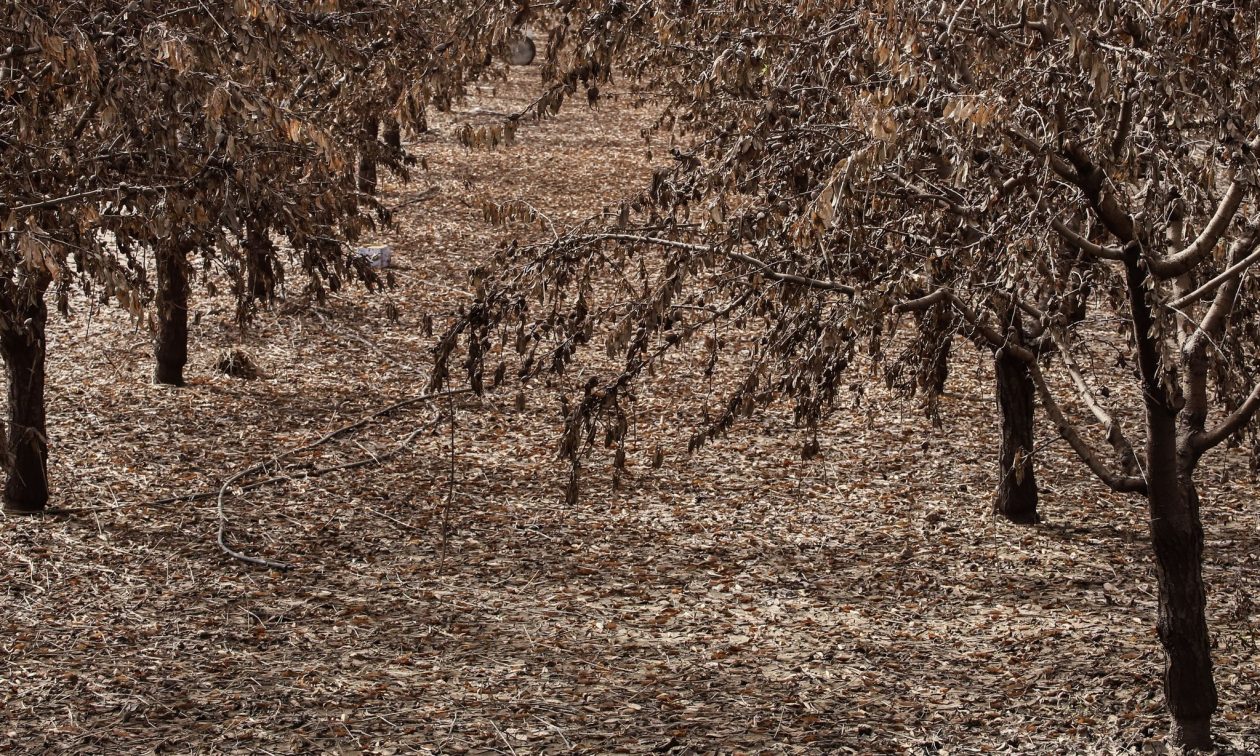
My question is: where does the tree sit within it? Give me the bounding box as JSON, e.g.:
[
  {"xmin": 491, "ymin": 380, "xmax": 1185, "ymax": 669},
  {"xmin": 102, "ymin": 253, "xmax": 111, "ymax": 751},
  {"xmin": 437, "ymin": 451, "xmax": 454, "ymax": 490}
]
[
  {"xmin": 1, "ymin": 1, "xmax": 531, "ymax": 503},
  {"xmin": 435, "ymin": 1, "xmax": 1260, "ymax": 748}
]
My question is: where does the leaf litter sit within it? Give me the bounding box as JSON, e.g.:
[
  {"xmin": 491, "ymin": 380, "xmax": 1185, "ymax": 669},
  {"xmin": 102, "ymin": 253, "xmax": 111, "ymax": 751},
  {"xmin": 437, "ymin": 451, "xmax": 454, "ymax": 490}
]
[{"xmin": 0, "ymin": 70, "xmax": 1257, "ymax": 755}]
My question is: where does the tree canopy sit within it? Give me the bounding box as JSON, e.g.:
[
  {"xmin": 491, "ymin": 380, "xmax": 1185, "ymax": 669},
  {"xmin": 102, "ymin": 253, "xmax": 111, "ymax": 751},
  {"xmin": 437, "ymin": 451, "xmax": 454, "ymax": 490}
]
[{"xmin": 435, "ymin": 2, "xmax": 1260, "ymax": 749}]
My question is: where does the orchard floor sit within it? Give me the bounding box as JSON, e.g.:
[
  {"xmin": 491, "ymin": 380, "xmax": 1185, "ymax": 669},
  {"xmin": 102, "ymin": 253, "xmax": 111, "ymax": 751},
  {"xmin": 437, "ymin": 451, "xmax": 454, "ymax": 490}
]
[{"xmin": 2, "ymin": 70, "xmax": 1258, "ymax": 755}]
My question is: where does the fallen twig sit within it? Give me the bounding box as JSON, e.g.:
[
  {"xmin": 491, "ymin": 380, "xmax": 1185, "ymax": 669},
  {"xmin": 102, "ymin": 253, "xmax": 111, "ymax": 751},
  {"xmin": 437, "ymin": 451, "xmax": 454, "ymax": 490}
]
[{"xmin": 213, "ymin": 388, "xmax": 475, "ymax": 570}]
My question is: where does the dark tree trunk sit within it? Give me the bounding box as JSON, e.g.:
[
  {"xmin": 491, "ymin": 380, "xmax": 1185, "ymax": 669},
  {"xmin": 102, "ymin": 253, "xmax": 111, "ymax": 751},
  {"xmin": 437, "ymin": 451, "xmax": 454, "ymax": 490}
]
[
  {"xmin": 994, "ymin": 342, "xmax": 1038, "ymax": 523},
  {"xmin": 245, "ymin": 221, "xmax": 277, "ymax": 302},
  {"xmin": 154, "ymin": 243, "xmax": 189, "ymax": 386},
  {"xmin": 2, "ymin": 291, "xmax": 49, "ymax": 513},
  {"xmin": 1146, "ymin": 411, "xmax": 1216, "ymax": 750},
  {"xmin": 383, "ymin": 117, "xmax": 402, "ymax": 152},
  {"xmin": 357, "ymin": 115, "xmax": 380, "ymax": 196}
]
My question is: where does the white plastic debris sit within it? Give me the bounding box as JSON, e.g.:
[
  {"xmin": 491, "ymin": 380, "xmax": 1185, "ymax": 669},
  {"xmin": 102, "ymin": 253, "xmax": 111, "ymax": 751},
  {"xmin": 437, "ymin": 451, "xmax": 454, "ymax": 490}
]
[{"xmin": 354, "ymin": 245, "xmax": 392, "ymax": 269}]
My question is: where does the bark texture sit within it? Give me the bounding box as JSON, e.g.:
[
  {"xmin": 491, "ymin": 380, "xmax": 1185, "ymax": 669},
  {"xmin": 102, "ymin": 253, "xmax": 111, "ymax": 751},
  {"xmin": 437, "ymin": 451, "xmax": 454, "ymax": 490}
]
[
  {"xmin": 2, "ymin": 291, "xmax": 49, "ymax": 512},
  {"xmin": 1147, "ymin": 410, "xmax": 1216, "ymax": 750},
  {"xmin": 994, "ymin": 343, "xmax": 1038, "ymax": 523},
  {"xmin": 154, "ymin": 243, "xmax": 190, "ymax": 386}
]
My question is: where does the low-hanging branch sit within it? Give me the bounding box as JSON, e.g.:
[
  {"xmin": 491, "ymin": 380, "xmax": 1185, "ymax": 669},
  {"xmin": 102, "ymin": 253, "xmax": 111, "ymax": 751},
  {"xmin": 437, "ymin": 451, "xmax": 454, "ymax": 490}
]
[{"xmin": 590, "ymin": 233, "xmax": 856, "ymax": 295}]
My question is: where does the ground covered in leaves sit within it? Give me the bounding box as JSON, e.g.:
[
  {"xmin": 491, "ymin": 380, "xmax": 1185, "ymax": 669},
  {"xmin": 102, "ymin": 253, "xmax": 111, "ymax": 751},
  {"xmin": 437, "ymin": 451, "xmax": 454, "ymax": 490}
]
[{"xmin": 2, "ymin": 71, "xmax": 1258, "ymax": 755}]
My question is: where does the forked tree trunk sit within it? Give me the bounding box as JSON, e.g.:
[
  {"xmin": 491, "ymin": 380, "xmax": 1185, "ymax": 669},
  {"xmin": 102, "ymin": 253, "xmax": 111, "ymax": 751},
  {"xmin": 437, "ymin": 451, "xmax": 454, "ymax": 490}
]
[
  {"xmin": 1146, "ymin": 409, "xmax": 1216, "ymax": 750},
  {"xmin": 994, "ymin": 343, "xmax": 1038, "ymax": 523},
  {"xmin": 357, "ymin": 115, "xmax": 380, "ymax": 196},
  {"xmin": 2, "ymin": 291, "xmax": 49, "ymax": 512},
  {"xmin": 154, "ymin": 243, "xmax": 189, "ymax": 386}
]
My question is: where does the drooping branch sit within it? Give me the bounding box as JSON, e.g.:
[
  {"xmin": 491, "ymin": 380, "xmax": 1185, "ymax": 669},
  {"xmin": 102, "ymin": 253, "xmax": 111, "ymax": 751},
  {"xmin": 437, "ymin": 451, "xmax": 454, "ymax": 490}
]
[
  {"xmin": 593, "ymin": 233, "xmax": 855, "ymax": 295},
  {"xmin": 1028, "ymin": 361, "xmax": 1147, "ymax": 494}
]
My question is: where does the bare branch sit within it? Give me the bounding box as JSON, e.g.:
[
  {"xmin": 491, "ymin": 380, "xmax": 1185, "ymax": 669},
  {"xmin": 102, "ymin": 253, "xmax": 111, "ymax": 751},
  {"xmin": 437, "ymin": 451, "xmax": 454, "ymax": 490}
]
[
  {"xmin": 1051, "ymin": 218, "xmax": 1127, "ymax": 261},
  {"xmin": 1028, "ymin": 361, "xmax": 1147, "ymax": 494},
  {"xmin": 1047, "ymin": 329, "xmax": 1140, "ymax": 473},
  {"xmin": 1151, "ymin": 181, "xmax": 1246, "ymax": 278},
  {"xmin": 1168, "ymin": 225, "xmax": 1260, "ymax": 311},
  {"xmin": 593, "ymin": 233, "xmax": 855, "ymax": 295},
  {"xmin": 1194, "ymin": 381, "xmax": 1260, "ymax": 452}
]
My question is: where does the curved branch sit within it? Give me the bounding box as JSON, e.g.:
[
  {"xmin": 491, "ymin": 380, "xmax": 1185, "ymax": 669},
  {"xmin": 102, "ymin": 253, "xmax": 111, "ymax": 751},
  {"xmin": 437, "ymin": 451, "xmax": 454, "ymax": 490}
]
[
  {"xmin": 1168, "ymin": 224, "xmax": 1260, "ymax": 311},
  {"xmin": 1028, "ymin": 362, "xmax": 1147, "ymax": 494},
  {"xmin": 898, "ymin": 288, "xmax": 1035, "ymax": 358},
  {"xmin": 1047, "ymin": 329, "xmax": 1140, "ymax": 473},
  {"xmin": 1051, "ymin": 218, "xmax": 1127, "ymax": 261},
  {"xmin": 594, "ymin": 233, "xmax": 855, "ymax": 294},
  {"xmin": 1193, "ymin": 381, "xmax": 1260, "ymax": 452},
  {"xmin": 1151, "ymin": 181, "xmax": 1246, "ymax": 278}
]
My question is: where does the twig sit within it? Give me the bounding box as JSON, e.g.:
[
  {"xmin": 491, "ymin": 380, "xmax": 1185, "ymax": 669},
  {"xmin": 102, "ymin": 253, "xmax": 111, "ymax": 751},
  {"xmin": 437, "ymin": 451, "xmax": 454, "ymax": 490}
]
[
  {"xmin": 387, "ymin": 185, "xmax": 440, "ymax": 211},
  {"xmin": 214, "ymin": 388, "xmax": 473, "ymax": 570}
]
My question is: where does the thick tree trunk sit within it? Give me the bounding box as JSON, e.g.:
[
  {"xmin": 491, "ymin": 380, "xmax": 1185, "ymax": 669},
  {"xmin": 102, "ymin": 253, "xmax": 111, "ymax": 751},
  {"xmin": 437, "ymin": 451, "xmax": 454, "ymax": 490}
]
[
  {"xmin": 2, "ymin": 291, "xmax": 49, "ymax": 512},
  {"xmin": 994, "ymin": 344, "xmax": 1038, "ymax": 523},
  {"xmin": 357, "ymin": 115, "xmax": 380, "ymax": 196},
  {"xmin": 1147, "ymin": 411, "xmax": 1216, "ymax": 750},
  {"xmin": 154, "ymin": 243, "xmax": 189, "ymax": 386}
]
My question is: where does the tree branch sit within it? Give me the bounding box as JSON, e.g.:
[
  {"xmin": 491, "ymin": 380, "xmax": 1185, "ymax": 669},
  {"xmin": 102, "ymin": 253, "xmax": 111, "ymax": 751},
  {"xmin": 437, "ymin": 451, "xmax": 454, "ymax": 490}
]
[
  {"xmin": 1047, "ymin": 329, "xmax": 1140, "ymax": 473},
  {"xmin": 1194, "ymin": 381, "xmax": 1260, "ymax": 452},
  {"xmin": 1150, "ymin": 181, "xmax": 1246, "ymax": 278},
  {"xmin": 1028, "ymin": 361, "xmax": 1147, "ymax": 494},
  {"xmin": 1168, "ymin": 224, "xmax": 1260, "ymax": 311},
  {"xmin": 1051, "ymin": 218, "xmax": 1127, "ymax": 261},
  {"xmin": 898, "ymin": 288, "xmax": 1035, "ymax": 359},
  {"xmin": 594, "ymin": 233, "xmax": 855, "ymax": 295}
]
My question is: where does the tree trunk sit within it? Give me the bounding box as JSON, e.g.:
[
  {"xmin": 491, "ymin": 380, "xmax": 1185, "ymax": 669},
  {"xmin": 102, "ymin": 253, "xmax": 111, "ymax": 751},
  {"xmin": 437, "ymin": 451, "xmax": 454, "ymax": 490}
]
[
  {"xmin": 1146, "ymin": 411, "xmax": 1216, "ymax": 750},
  {"xmin": 2, "ymin": 291, "xmax": 49, "ymax": 513},
  {"xmin": 154, "ymin": 243, "xmax": 189, "ymax": 386},
  {"xmin": 383, "ymin": 117, "xmax": 402, "ymax": 152},
  {"xmin": 994, "ymin": 343, "xmax": 1038, "ymax": 523},
  {"xmin": 357, "ymin": 115, "xmax": 380, "ymax": 196},
  {"xmin": 245, "ymin": 221, "xmax": 276, "ymax": 302}
]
